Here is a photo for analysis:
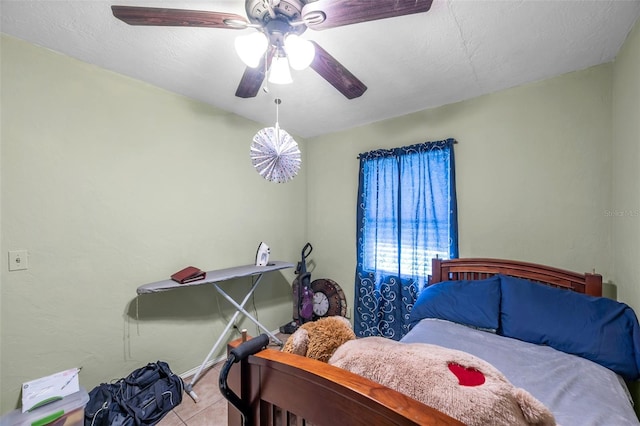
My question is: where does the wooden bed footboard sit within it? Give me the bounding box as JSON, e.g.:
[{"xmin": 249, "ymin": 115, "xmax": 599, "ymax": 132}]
[{"xmin": 226, "ymin": 337, "xmax": 463, "ymax": 426}]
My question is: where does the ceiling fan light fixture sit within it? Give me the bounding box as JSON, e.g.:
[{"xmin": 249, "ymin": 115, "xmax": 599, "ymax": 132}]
[
  {"xmin": 112, "ymin": 0, "xmax": 432, "ymax": 99},
  {"xmin": 268, "ymin": 55, "xmax": 293, "ymax": 85},
  {"xmin": 234, "ymin": 32, "xmax": 268, "ymax": 68},
  {"xmin": 284, "ymin": 34, "xmax": 315, "ymax": 71}
]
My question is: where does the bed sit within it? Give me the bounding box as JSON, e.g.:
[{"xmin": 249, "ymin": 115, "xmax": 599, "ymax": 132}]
[{"xmin": 224, "ymin": 257, "xmax": 640, "ymax": 425}]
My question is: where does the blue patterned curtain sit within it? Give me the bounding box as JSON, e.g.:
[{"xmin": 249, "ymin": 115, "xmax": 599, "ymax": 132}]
[{"xmin": 354, "ymin": 139, "xmax": 458, "ymax": 339}]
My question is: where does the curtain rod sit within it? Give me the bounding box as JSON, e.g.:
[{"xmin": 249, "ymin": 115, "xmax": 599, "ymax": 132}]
[{"xmin": 356, "ymin": 138, "xmax": 458, "ymax": 159}]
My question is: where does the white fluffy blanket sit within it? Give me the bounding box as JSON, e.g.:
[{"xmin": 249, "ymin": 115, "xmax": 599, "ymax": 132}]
[{"xmin": 328, "ymin": 337, "xmax": 556, "ymax": 426}]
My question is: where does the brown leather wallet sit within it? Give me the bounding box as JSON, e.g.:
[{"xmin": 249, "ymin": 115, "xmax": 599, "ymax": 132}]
[{"xmin": 171, "ymin": 266, "xmax": 206, "ymax": 284}]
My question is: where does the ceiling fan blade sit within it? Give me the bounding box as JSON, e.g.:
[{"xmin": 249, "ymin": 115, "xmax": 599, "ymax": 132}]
[
  {"xmin": 235, "ymin": 49, "xmax": 275, "ymax": 98},
  {"xmin": 111, "ymin": 6, "xmax": 248, "ymax": 29},
  {"xmin": 302, "ymin": 0, "xmax": 433, "ymax": 30},
  {"xmin": 309, "ymin": 42, "xmax": 367, "ymax": 99}
]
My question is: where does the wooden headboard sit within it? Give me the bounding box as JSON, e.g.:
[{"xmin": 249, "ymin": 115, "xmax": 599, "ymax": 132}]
[{"xmin": 431, "ymin": 257, "xmax": 602, "ymax": 297}]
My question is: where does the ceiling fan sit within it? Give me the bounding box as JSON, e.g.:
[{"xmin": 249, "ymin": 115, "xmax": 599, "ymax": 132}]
[{"xmin": 111, "ymin": 0, "xmax": 433, "ymax": 99}]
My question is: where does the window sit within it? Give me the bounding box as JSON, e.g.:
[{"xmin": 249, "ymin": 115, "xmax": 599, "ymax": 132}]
[{"xmin": 354, "ymin": 139, "xmax": 458, "ymax": 339}]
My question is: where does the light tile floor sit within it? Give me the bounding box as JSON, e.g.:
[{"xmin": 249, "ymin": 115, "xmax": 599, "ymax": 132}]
[
  {"xmin": 158, "ymin": 335, "xmax": 288, "ymax": 425},
  {"xmin": 158, "ymin": 362, "xmax": 228, "ymax": 426}
]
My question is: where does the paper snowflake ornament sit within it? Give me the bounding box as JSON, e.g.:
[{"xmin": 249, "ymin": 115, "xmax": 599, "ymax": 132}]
[{"xmin": 250, "ymin": 122, "xmax": 301, "ymax": 183}]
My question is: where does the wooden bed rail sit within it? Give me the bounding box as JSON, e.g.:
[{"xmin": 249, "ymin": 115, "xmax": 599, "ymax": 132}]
[
  {"xmin": 431, "ymin": 258, "xmax": 603, "ymax": 296},
  {"xmin": 226, "ymin": 337, "xmax": 463, "ymax": 426}
]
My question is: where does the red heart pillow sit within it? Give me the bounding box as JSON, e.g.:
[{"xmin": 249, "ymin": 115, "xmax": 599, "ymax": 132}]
[{"xmin": 448, "ymin": 362, "xmax": 485, "ymax": 386}]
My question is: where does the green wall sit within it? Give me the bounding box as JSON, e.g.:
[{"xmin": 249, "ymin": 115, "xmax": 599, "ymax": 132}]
[
  {"xmin": 306, "ymin": 64, "xmax": 615, "ymax": 315},
  {"xmin": 1, "ymin": 35, "xmax": 307, "ymax": 413},
  {"xmin": 612, "ymin": 17, "xmax": 640, "ymax": 414},
  {"xmin": 613, "ymin": 14, "xmax": 640, "ymax": 317}
]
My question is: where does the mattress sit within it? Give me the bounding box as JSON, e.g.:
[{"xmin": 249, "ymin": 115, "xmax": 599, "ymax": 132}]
[{"xmin": 402, "ymin": 318, "xmax": 639, "ymax": 426}]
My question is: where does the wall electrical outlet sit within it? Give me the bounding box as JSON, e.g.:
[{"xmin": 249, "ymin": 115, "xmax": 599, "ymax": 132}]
[{"xmin": 8, "ymin": 250, "xmax": 28, "ymax": 271}]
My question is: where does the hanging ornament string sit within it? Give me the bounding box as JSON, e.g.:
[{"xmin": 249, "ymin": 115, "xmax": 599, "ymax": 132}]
[
  {"xmin": 250, "ymin": 98, "xmax": 302, "ymax": 183},
  {"xmin": 275, "ymin": 98, "xmax": 281, "ymax": 150}
]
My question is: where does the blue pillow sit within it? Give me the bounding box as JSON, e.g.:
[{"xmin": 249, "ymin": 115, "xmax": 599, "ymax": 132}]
[
  {"xmin": 499, "ymin": 274, "xmax": 640, "ymax": 380},
  {"xmin": 408, "ymin": 276, "xmax": 501, "ymax": 331}
]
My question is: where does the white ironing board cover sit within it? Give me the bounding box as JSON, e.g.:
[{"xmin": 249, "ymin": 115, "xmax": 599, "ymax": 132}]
[{"xmin": 137, "ymin": 261, "xmax": 294, "ymax": 294}]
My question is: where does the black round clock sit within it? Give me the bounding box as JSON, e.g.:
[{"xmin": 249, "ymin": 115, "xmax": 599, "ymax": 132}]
[{"xmin": 310, "ymin": 278, "xmax": 347, "ymax": 319}]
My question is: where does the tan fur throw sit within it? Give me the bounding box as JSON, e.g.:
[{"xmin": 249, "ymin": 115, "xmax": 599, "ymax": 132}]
[
  {"xmin": 329, "ymin": 337, "xmax": 556, "ymax": 426},
  {"xmin": 282, "ymin": 316, "xmax": 355, "ymax": 362}
]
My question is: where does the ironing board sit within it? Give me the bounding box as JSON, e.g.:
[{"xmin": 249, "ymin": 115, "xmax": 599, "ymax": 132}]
[{"xmin": 136, "ymin": 261, "xmax": 294, "ymax": 402}]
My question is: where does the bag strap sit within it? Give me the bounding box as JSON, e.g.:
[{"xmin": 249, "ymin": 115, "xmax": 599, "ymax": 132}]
[
  {"xmin": 125, "ymin": 363, "xmax": 162, "ymax": 388},
  {"xmin": 155, "ymin": 361, "xmax": 174, "ymax": 379}
]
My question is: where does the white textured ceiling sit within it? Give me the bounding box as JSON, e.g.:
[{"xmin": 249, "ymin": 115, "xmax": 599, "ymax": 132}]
[{"xmin": 2, "ymin": 0, "xmax": 639, "ymax": 138}]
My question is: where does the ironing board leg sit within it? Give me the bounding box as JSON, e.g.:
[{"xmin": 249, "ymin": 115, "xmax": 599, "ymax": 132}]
[
  {"xmin": 214, "ymin": 281, "xmax": 283, "ymax": 346},
  {"xmin": 186, "ymin": 273, "xmax": 273, "ymax": 402},
  {"xmin": 185, "ymin": 308, "xmax": 242, "ymax": 402}
]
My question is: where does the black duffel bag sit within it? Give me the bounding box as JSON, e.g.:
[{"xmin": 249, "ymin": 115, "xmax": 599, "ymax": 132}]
[{"xmin": 85, "ymin": 361, "xmax": 184, "ymax": 426}]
